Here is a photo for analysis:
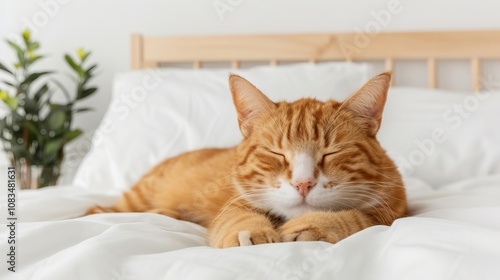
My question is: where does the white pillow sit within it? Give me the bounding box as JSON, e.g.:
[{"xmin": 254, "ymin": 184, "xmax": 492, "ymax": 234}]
[
  {"xmin": 379, "ymin": 87, "xmax": 500, "ymax": 187},
  {"xmin": 74, "ymin": 62, "xmax": 372, "ymax": 190}
]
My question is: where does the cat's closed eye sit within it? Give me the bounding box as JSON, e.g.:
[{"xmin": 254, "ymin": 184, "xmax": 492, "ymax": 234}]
[
  {"xmin": 321, "ymin": 151, "xmax": 339, "ymax": 164},
  {"xmin": 322, "ymin": 151, "xmax": 338, "ymax": 159},
  {"xmin": 269, "ymin": 150, "xmax": 286, "ymax": 159}
]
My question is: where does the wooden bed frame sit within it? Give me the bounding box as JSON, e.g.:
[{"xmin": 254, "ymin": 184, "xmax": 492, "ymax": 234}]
[{"xmin": 131, "ymin": 31, "xmax": 500, "ymax": 91}]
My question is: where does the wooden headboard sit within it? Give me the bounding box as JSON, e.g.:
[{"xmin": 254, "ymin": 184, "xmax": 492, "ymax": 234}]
[{"xmin": 131, "ymin": 31, "xmax": 500, "ymax": 91}]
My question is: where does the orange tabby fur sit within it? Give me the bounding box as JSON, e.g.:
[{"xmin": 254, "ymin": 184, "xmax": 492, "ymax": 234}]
[{"xmin": 86, "ymin": 72, "xmax": 407, "ymax": 248}]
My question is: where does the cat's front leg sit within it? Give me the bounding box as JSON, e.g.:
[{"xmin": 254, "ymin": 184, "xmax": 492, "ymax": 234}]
[
  {"xmin": 207, "ymin": 207, "xmax": 280, "ymax": 248},
  {"xmin": 279, "ymin": 210, "xmax": 374, "ymax": 244}
]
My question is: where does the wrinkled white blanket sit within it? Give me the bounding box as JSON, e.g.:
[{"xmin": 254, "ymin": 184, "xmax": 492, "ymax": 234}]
[{"xmin": 1, "ymin": 175, "xmax": 500, "ymax": 280}]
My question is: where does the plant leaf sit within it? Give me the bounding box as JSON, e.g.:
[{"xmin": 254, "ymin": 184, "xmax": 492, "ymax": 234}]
[
  {"xmin": 49, "ymin": 78, "xmax": 71, "ymax": 102},
  {"xmin": 30, "ymin": 42, "xmax": 40, "ymax": 50},
  {"xmin": 47, "ymin": 110, "xmax": 67, "ymax": 130},
  {"xmin": 3, "ymin": 81, "xmax": 16, "ymax": 88},
  {"xmin": 34, "ymin": 84, "xmax": 50, "ymax": 101},
  {"xmin": 23, "ymin": 97, "xmax": 38, "ymax": 114},
  {"xmin": 0, "ymin": 118, "xmax": 6, "ymax": 133},
  {"xmin": 20, "ymin": 71, "xmax": 52, "ymax": 88},
  {"xmin": 0, "ymin": 62, "xmax": 13, "ymax": 75},
  {"xmin": 11, "ymin": 110, "xmax": 25, "ymax": 125},
  {"xmin": 65, "ymin": 129, "xmax": 82, "ymax": 143},
  {"xmin": 85, "ymin": 64, "xmax": 98, "ymax": 76},
  {"xmin": 0, "ymin": 91, "xmax": 18, "ymax": 110},
  {"xmin": 7, "ymin": 40, "xmax": 26, "ymax": 68},
  {"xmin": 39, "ymin": 165, "xmax": 60, "ymax": 187},
  {"xmin": 82, "ymin": 51, "xmax": 92, "ymax": 62},
  {"xmin": 64, "ymin": 54, "xmax": 83, "ymax": 76},
  {"xmin": 25, "ymin": 121, "xmax": 43, "ymax": 143},
  {"xmin": 74, "ymin": 107, "xmax": 93, "ymax": 113},
  {"xmin": 78, "ymin": 87, "xmax": 97, "ymax": 100},
  {"xmin": 10, "ymin": 143, "xmax": 28, "ymax": 161},
  {"xmin": 7, "ymin": 98, "xmax": 19, "ymax": 110},
  {"xmin": 28, "ymin": 55, "xmax": 44, "ymax": 65},
  {"xmin": 43, "ymin": 138, "xmax": 63, "ymax": 163}
]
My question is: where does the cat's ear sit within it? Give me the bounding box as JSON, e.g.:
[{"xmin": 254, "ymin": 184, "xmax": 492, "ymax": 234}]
[
  {"xmin": 229, "ymin": 74, "xmax": 275, "ymax": 137},
  {"xmin": 339, "ymin": 71, "xmax": 391, "ymax": 136}
]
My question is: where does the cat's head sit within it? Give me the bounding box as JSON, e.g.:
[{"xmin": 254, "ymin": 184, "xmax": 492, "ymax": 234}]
[{"xmin": 229, "ymin": 72, "xmax": 405, "ymax": 222}]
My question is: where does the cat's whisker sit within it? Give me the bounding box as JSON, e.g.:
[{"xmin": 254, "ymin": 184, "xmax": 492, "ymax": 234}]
[
  {"xmin": 312, "ymin": 187, "xmax": 399, "ymax": 223},
  {"xmin": 324, "ymin": 194, "xmax": 387, "ymax": 222},
  {"xmin": 321, "ymin": 187, "xmax": 406, "ymax": 206},
  {"xmin": 339, "ymin": 191, "xmax": 398, "ymax": 223},
  {"xmin": 367, "ymin": 169, "xmax": 404, "ymax": 184},
  {"xmin": 338, "ymin": 188, "xmax": 408, "ymax": 203},
  {"xmin": 334, "ymin": 181, "xmax": 404, "ymax": 188}
]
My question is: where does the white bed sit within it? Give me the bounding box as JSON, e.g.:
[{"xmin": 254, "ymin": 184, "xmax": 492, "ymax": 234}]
[
  {"xmin": 2, "ymin": 175, "xmax": 500, "ymax": 280},
  {"xmin": 2, "ymin": 31, "xmax": 500, "ymax": 280}
]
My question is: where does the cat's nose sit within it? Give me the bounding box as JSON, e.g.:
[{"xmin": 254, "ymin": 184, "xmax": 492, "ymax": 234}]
[{"xmin": 291, "ymin": 178, "xmax": 317, "ymax": 197}]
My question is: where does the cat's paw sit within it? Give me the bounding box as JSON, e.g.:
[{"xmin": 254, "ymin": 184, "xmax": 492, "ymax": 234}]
[
  {"xmin": 279, "ymin": 219, "xmax": 338, "ymax": 243},
  {"xmin": 214, "ymin": 228, "xmax": 281, "ymax": 248}
]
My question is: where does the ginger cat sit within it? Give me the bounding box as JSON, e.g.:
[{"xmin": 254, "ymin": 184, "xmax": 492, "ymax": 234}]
[{"xmin": 86, "ymin": 71, "xmax": 407, "ymax": 248}]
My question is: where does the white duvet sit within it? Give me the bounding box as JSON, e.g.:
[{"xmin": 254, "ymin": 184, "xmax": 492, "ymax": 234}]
[{"xmin": 1, "ymin": 175, "xmax": 500, "ymax": 280}]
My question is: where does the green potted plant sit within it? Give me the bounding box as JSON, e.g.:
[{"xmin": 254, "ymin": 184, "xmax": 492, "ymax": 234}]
[{"xmin": 0, "ymin": 29, "xmax": 98, "ymax": 189}]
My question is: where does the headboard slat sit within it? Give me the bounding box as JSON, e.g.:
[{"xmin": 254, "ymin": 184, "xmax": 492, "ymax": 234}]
[
  {"xmin": 471, "ymin": 57, "xmax": 481, "ymax": 92},
  {"xmin": 193, "ymin": 61, "xmax": 202, "ymax": 69},
  {"xmin": 428, "ymin": 58, "xmax": 437, "ymax": 89},
  {"xmin": 231, "ymin": 61, "xmax": 240, "ymax": 69},
  {"xmin": 130, "ymin": 34, "xmax": 144, "ymax": 70}
]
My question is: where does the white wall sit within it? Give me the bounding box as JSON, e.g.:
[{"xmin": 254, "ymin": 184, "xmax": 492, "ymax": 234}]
[{"xmin": 1, "ymin": 0, "xmax": 500, "ymax": 184}]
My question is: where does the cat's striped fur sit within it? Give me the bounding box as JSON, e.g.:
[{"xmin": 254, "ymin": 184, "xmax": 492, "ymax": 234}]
[{"xmin": 87, "ymin": 72, "xmax": 407, "ymax": 248}]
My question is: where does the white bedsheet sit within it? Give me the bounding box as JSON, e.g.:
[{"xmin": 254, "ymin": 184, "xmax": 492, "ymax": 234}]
[{"xmin": 1, "ymin": 176, "xmax": 500, "ymax": 280}]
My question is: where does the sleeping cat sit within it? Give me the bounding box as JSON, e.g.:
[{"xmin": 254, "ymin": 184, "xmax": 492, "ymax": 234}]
[{"xmin": 86, "ymin": 71, "xmax": 407, "ymax": 248}]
